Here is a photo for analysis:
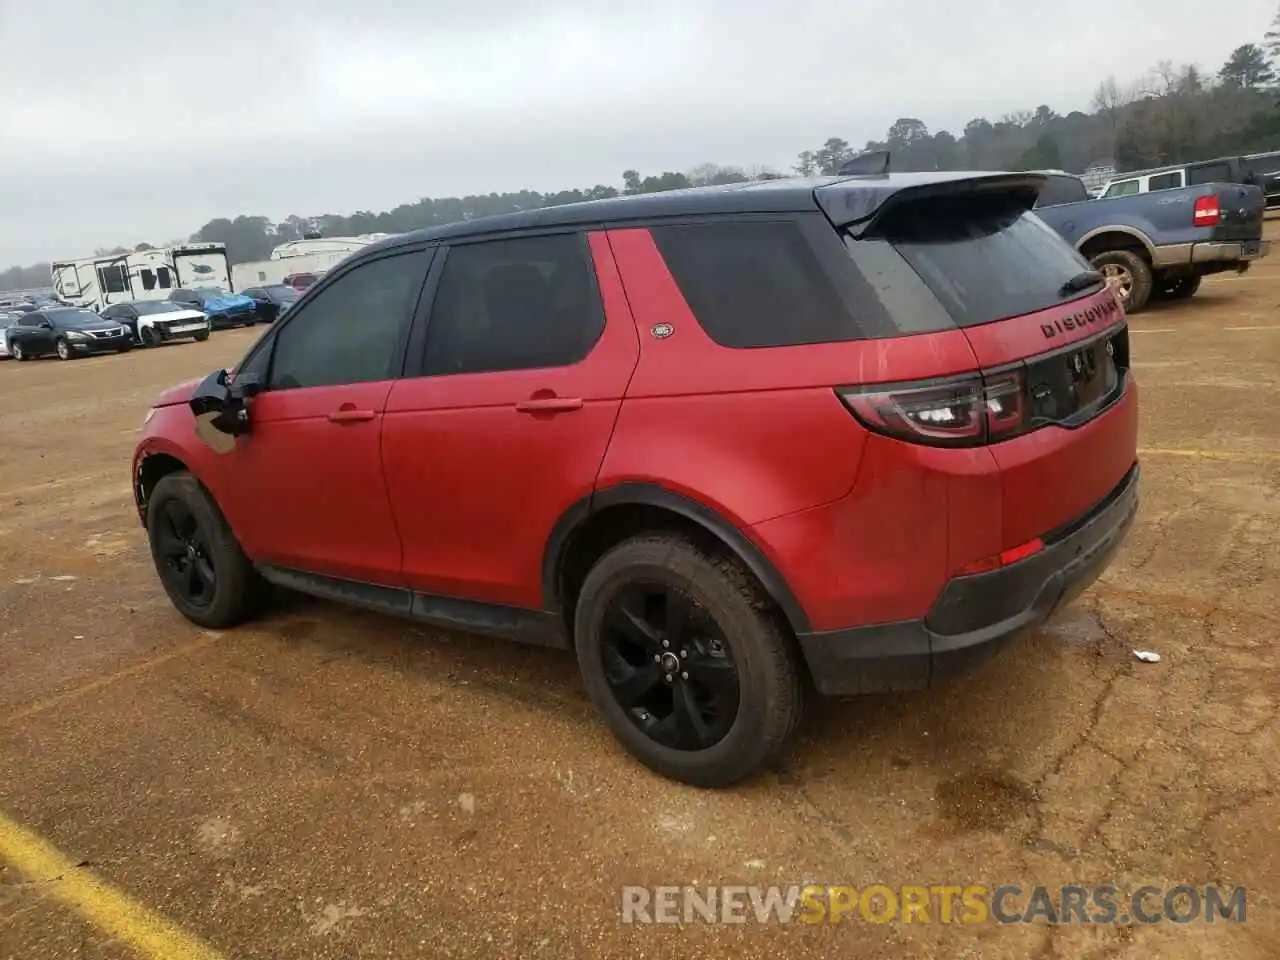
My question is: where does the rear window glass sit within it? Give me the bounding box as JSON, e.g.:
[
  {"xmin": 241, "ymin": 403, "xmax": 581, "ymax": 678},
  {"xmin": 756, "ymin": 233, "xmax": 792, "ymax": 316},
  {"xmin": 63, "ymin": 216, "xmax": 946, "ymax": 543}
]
[
  {"xmin": 649, "ymin": 220, "xmax": 861, "ymax": 348},
  {"xmin": 1036, "ymin": 175, "xmax": 1089, "ymax": 207},
  {"xmin": 1188, "ymin": 162, "xmax": 1231, "ymax": 185},
  {"xmin": 853, "ymin": 194, "xmax": 1094, "ymax": 329}
]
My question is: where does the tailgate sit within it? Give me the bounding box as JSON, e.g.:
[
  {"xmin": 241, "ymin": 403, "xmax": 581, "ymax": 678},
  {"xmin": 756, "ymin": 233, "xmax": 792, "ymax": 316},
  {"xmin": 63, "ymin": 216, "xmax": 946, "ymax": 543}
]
[
  {"xmin": 961, "ymin": 289, "xmax": 1137, "ymax": 549},
  {"xmin": 1208, "ymin": 182, "xmax": 1265, "ymax": 242}
]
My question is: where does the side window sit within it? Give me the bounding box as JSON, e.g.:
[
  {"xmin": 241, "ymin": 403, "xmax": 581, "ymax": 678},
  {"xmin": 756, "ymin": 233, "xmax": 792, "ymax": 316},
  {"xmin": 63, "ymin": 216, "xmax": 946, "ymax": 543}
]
[
  {"xmin": 97, "ymin": 264, "xmax": 127, "ymax": 294},
  {"xmin": 1188, "ymin": 162, "xmax": 1231, "ymax": 185},
  {"xmin": 156, "ymin": 267, "xmax": 172, "ymax": 289},
  {"xmin": 1104, "ymin": 180, "xmax": 1140, "ymax": 198},
  {"xmin": 21, "ymin": 314, "xmax": 43, "ymax": 326},
  {"xmin": 233, "ymin": 334, "xmax": 274, "ymax": 384},
  {"xmin": 650, "ymin": 219, "xmax": 859, "ymax": 348},
  {"xmin": 421, "ymin": 234, "xmax": 605, "ymax": 376},
  {"xmin": 1148, "ymin": 172, "xmax": 1182, "ymax": 191},
  {"xmin": 140, "ymin": 268, "xmax": 157, "ymax": 291},
  {"xmin": 268, "ymin": 251, "xmax": 426, "ymax": 391}
]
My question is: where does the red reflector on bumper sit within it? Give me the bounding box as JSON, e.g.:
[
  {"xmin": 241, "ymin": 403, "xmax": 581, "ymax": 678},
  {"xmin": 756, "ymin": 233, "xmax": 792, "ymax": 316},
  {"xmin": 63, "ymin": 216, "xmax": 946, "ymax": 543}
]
[{"xmin": 958, "ymin": 537, "xmax": 1045, "ymax": 576}]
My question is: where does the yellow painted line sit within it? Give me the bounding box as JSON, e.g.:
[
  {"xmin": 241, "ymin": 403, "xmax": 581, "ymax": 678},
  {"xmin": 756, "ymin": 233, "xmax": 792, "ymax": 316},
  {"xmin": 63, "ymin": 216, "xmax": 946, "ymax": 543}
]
[
  {"xmin": 1138, "ymin": 447, "xmax": 1280, "ymax": 463},
  {"xmin": 1222, "ymin": 325, "xmax": 1280, "ymax": 331},
  {"xmin": 1128, "ymin": 328, "xmax": 1176, "ymax": 334},
  {"xmin": 1, "ymin": 632, "xmax": 223, "ymax": 727},
  {"xmin": 0, "ymin": 809, "xmax": 225, "ymax": 959}
]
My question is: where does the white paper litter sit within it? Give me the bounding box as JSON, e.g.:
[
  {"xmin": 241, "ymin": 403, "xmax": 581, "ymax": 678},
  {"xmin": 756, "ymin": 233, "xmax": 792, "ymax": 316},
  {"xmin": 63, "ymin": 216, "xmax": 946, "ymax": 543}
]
[{"xmin": 1133, "ymin": 650, "xmax": 1161, "ymax": 663}]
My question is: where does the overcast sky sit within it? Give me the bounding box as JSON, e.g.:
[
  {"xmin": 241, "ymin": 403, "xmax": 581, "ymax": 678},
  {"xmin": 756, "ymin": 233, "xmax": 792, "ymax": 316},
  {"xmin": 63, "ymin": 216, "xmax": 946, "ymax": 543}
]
[{"xmin": 1, "ymin": 0, "xmax": 1276, "ymax": 266}]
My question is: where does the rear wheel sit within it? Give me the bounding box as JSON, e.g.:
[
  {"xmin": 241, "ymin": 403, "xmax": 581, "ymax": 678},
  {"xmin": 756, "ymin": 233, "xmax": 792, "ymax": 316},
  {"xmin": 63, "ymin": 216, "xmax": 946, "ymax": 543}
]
[
  {"xmin": 11, "ymin": 342, "xmax": 25, "ymax": 361},
  {"xmin": 146, "ymin": 471, "xmax": 267, "ymax": 629},
  {"xmin": 55, "ymin": 338, "xmax": 72, "ymax": 360},
  {"xmin": 573, "ymin": 534, "xmax": 803, "ymax": 788},
  {"xmin": 1091, "ymin": 249, "xmax": 1153, "ymax": 314}
]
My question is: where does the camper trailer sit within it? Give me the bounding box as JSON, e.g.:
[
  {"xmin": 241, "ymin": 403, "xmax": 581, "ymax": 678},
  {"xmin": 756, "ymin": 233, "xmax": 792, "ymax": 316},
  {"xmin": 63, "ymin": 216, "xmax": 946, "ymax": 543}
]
[
  {"xmin": 229, "ymin": 234, "xmax": 393, "ymax": 291},
  {"xmin": 50, "ymin": 243, "xmax": 231, "ymax": 312}
]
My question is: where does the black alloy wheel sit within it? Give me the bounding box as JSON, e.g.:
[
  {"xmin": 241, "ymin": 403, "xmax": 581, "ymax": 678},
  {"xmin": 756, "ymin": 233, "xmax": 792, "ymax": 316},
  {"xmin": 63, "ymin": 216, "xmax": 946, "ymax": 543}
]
[
  {"xmin": 600, "ymin": 581, "xmax": 741, "ymax": 750},
  {"xmin": 152, "ymin": 498, "xmax": 217, "ymax": 608},
  {"xmin": 574, "ymin": 534, "xmax": 803, "ymax": 787}
]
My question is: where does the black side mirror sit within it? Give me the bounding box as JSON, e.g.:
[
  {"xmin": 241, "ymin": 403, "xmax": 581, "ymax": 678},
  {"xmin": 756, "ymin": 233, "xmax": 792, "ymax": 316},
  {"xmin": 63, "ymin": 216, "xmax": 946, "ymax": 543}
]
[{"xmin": 189, "ymin": 369, "xmax": 250, "ymax": 453}]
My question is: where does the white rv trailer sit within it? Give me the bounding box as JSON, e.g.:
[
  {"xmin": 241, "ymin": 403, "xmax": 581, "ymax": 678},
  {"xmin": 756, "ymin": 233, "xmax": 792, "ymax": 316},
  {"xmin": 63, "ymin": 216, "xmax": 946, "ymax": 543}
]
[
  {"xmin": 50, "ymin": 243, "xmax": 231, "ymax": 312},
  {"xmin": 230, "ymin": 234, "xmax": 395, "ymax": 291}
]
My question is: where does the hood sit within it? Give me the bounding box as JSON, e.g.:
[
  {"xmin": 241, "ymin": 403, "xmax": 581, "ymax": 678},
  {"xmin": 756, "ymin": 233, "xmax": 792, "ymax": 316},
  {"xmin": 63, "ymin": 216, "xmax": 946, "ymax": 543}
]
[
  {"xmin": 153, "ymin": 377, "xmax": 204, "ymax": 408},
  {"xmin": 203, "ymin": 293, "xmax": 255, "ymax": 312},
  {"xmin": 149, "ymin": 308, "xmax": 207, "ymax": 323}
]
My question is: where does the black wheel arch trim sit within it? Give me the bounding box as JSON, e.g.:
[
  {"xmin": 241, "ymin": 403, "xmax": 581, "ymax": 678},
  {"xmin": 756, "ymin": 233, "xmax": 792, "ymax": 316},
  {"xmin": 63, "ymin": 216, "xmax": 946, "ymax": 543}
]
[{"xmin": 542, "ymin": 483, "xmax": 812, "ymax": 634}]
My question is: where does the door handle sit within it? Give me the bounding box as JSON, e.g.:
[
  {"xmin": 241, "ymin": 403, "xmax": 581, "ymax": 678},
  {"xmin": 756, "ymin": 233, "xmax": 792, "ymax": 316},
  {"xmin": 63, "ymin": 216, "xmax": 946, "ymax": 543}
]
[
  {"xmin": 328, "ymin": 407, "xmax": 376, "ymax": 423},
  {"xmin": 515, "ymin": 397, "xmax": 584, "ymax": 414}
]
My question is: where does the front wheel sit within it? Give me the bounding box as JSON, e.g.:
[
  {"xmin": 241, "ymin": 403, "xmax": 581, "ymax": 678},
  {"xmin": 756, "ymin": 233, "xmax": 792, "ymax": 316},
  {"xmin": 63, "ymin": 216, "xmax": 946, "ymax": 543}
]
[
  {"xmin": 146, "ymin": 471, "xmax": 267, "ymax": 628},
  {"xmin": 573, "ymin": 534, "xmax": 803, "ymax": 788},
  {"xmin": 1091, "ymin": 249, "xmax": 1153, "ymax": 314},
  {"xmin": 55, "ymin": 338, "xmax": 72, "ymax": 360},
  {"xmin": 140, "ymin": 326, "xmax": 160, "ymax": 347},
  {"xmin": 193, "ymin": 330, "xmax": 210, "ymax": 342},
  {"xmin": 10, "ymin": 342, "xmax": 25, "ymax": 361}
]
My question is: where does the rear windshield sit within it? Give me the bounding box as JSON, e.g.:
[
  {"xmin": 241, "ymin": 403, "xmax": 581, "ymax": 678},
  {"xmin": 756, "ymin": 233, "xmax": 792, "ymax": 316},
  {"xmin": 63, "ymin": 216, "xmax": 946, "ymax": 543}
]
[{"xmin": 851, "ymin": 194, "xmax": 1095, "ymax": 330}]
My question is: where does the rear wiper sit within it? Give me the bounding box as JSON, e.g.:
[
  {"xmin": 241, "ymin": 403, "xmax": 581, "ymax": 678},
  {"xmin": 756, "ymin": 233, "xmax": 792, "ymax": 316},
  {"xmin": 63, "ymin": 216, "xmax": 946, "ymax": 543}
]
[{"xmin": 1060, "ymin": 270, "xmax": 1104, "ymax": 295}]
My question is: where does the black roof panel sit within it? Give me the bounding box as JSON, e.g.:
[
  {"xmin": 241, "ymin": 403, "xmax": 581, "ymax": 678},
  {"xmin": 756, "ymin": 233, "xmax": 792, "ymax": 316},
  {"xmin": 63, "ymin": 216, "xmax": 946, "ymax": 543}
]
[{"xmin": 360, "ymin": 170, "xmax": 1047, "ymax": 253}]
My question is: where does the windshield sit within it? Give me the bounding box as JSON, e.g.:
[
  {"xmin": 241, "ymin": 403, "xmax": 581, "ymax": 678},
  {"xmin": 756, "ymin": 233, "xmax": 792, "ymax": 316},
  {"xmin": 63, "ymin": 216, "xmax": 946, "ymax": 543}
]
[
  {"xmin": 50, "ymin": 309, "xmax": 106, "ymax": 328},
  {"xmin": 264, "ymin": 285, "xmax": 299, "ymax": 300},
  {"xmin": 194, "ymin": 287, "xmax": 228, "ymax": 297},
  {"xmin": 134, "ymin": 300, "xmax": 186, "ymax": 315}
]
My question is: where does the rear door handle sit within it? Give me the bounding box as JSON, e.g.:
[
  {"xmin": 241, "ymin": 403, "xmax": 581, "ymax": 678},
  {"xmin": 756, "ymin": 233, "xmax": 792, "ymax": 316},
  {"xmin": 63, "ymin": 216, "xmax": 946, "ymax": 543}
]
[
  {"xmin": 515, "ymin": 397, "xmax": 584, "ymax": 414},
  {"xmin": 328, "ymin": 407, "xmax": 376, "ymax": 423}
]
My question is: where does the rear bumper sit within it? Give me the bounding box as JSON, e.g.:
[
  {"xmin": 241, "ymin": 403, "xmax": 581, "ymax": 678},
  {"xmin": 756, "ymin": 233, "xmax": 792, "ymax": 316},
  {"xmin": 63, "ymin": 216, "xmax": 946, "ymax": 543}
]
[
  {"xmin": 1153, "ymin": 240, "xmax": 1270, "ymax": 267},
  {"xmin": 796, "ymin": 463, "xmax": 1140, "ymax": 696}
]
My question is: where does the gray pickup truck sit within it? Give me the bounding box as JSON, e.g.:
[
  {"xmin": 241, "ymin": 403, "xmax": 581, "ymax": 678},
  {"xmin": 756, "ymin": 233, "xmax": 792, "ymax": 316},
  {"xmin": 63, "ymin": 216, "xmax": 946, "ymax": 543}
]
[{"xmin": 1034, "ymin": 173, "xmax": 1269, "ymax": 313}]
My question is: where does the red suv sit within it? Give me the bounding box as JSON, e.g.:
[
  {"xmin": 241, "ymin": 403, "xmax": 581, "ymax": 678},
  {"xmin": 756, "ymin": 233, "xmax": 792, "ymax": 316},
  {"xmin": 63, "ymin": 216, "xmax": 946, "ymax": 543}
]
[{"xmin": 133, "ymin": 173, "xmax": 1139, "ymax": 787}]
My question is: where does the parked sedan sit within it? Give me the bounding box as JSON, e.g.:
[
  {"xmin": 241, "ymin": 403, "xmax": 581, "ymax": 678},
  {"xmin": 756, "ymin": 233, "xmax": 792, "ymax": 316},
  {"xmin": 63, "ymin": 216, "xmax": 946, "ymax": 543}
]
[
  {"xmin": 101, "ymin": 301, "xmax": 211, "ymax": 346},
  {"xmin": 240, "ymin": 284, "xmax": 299, "ymax": 324},
  {"xmin": 167, "ymin": 287, "xmax": 258, "ymax": 329},
  {"xmin": 7, "ymin": 307, "xmax": 133, "ymax": 361}
]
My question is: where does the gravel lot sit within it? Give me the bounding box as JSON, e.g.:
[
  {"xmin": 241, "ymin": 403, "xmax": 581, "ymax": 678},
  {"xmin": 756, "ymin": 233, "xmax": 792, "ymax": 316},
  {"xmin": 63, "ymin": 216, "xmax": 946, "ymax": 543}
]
[{"xmin": 2, "ymin": 228, "xmax": 1277, "ymax": 958}]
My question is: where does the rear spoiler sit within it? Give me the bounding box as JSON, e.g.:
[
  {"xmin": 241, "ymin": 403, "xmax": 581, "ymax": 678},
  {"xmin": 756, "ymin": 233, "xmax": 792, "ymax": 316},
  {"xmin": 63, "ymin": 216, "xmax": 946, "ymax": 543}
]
[{"xmin": 816, "ymin": 171, "xmax": 1048, "ymax": 238}]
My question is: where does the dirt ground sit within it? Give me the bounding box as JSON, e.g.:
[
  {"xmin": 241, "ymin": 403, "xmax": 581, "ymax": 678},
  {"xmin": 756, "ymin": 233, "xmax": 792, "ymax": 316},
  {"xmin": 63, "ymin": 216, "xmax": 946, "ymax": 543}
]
[{"xmin": 1, "ymin": 228, "xmax": 1278, "ymax": 959}]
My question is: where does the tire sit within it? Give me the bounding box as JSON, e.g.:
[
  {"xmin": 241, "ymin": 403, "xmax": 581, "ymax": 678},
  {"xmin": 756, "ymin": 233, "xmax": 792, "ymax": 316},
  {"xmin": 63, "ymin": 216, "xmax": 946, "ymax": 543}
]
[
  {"xmin": 573, "ymin": 534, "xmax": 803, "ymax": 788},
  {"xmin": 10, "ymin": 342, "xmax": 25, "ymax": 361},
  {"xmin": 146, "ymin": 471, "xmax": 267, "ymax": 629},
  {"xmin": 1090, "ymin": 249, "xmax": 1153, "ymax": 314},
  {"xmin": 116, "ymin": 344, "xmax": 132, "ymax": 353},
  {"xmin": 193, "ymin": 330, "xmax": 210, "ymax": 342},
  {"xmin": 55, "ymin": 338, "xmax": 72, "ymax": 360}
]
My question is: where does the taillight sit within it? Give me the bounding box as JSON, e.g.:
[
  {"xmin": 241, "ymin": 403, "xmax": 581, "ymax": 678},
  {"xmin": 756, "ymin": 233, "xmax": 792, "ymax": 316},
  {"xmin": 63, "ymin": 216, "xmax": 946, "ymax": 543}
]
[
  {"xmin": 837, "ymin": 368, "xmax": 1028, "ymax": 447},
  {"xmin": 1193, "ymin": 194, "xmax": 1221, "ymax": 227}
]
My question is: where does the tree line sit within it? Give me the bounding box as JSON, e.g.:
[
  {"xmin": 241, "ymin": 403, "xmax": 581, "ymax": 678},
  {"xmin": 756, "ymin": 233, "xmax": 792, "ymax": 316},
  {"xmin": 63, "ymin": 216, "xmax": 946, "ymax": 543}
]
[{"xmin": 4, "ymin": 14, "xmax": 1279, "ymax": 287}]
